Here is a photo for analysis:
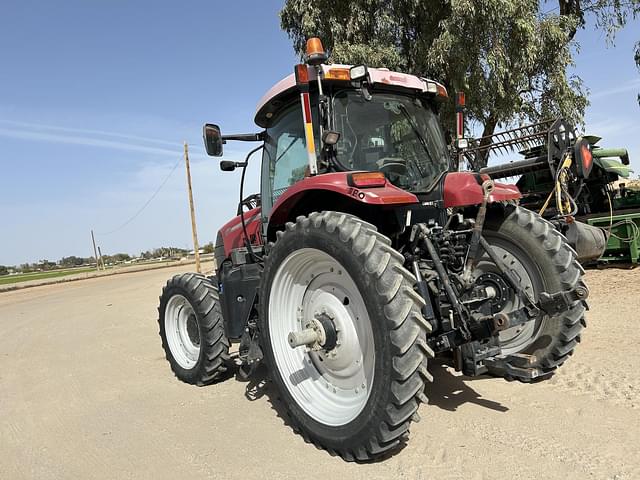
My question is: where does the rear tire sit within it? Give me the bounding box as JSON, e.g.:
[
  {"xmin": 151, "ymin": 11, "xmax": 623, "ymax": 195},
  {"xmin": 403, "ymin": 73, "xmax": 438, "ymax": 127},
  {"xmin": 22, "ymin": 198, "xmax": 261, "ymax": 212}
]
[
  {"xmin": 479, "ymin": 206, "xmax": 587, "ymax": 380},
  {"xmin": 259, "ymin": 212, "xmax": 433, "ymax": 461},
  {"xmin": 158, "ymin": 273, "xmax": 230, "ymax": 385}
]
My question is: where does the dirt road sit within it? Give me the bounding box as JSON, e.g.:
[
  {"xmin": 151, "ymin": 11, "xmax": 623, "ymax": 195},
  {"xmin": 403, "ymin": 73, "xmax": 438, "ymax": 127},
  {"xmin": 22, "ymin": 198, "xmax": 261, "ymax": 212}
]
[{"xmin": 1, "ymin": 265, "xmax": 639, "ymax": 480}]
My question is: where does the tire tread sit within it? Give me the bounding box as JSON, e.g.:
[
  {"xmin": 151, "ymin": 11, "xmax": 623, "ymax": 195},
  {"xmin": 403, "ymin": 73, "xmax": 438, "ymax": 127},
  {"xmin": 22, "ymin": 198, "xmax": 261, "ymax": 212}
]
[
  {"xmin": 158, "ymin": 273, "xmax": 230, "ymax": 386},
  {"xmin": 263, "ymin": 211, "xmax": 432, "ymax": 461}
]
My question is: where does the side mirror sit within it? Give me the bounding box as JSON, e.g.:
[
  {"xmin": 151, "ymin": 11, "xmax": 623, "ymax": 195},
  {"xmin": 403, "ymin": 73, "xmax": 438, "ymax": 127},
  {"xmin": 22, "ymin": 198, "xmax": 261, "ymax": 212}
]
[
  {"xmin": 203, "ymin": 124, "xmax": 223, "ymax": 157},
  {"xmin": 220, "ymin": 161, "xmax": 237, "ymax": 172}
]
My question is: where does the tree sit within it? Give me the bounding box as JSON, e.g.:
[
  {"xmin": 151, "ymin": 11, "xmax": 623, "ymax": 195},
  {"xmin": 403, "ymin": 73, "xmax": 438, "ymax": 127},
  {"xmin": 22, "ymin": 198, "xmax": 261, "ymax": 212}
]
[
  {"xmin": 38, "ymin": 260, "xmax": 56, "ymax": 271},
  {"xmin": 202, "ymin": 242, "xmax": 215, "ymax": 254},
  {"xmin": 636, "ymin": 41, "xmax": 640, "ymax": 104},
  {"xmin": 557, "ymin": 0, "xmax": 639, "ymax": 103},
  {"xmin": 280, "ymin": 0, "xmax": 639, "ymax": 146},
  {"xmin": 281, "ymin": 0, "xmax": 583, "ymax": 142},
  {"xmin": 59, "ymin": 256, "xmax": 89, "ymax": 267},
  {"xmin": 0, "ymin": 265, "xmax": 8, "ymax": 276},
  {"xmin": 101, "ymin": 253, "xmax": 131, "ymax": 265}
]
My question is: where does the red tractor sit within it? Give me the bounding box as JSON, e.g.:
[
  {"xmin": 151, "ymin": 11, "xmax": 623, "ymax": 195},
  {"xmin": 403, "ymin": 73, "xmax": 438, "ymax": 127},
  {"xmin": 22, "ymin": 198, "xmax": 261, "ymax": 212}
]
[{"xmin": 157, "ymin": 38, "xmax": 588, "ymax": 461}]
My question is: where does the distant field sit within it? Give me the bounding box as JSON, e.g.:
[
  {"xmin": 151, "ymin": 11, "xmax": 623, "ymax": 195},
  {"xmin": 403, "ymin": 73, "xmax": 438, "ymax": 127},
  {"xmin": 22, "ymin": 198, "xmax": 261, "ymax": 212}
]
[
  {"xmin": 0, "ymin": 256, "xmax": 214, "ymax": 288},
  {"xmin": 0, "ymin": 267, "xmax": 95, "ymax": 285}
]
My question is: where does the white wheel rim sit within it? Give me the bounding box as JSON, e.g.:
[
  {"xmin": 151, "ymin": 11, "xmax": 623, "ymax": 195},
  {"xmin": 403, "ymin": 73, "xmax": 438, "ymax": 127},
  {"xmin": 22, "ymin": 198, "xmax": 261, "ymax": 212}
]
[
  {"xmin": 165, "ymin": 294, "xmax": 201, "ymax": 369},
  {"xmin": 269, "ymin": 248, "xmax": 375, "ymax": 426}
]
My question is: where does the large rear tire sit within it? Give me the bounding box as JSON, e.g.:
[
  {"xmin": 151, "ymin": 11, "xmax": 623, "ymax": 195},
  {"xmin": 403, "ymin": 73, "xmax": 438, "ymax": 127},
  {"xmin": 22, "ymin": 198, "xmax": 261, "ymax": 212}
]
[
  {"xmin": 477, "ymin": 206, "xmax": 587, "ymax": 380},
  {"xmin": 259, "ymin": 212, "xmax": 433, "ymax": 461},
  {"xmin": 158, "ymin": 273, "xmax": 230, "ymax": 385}
]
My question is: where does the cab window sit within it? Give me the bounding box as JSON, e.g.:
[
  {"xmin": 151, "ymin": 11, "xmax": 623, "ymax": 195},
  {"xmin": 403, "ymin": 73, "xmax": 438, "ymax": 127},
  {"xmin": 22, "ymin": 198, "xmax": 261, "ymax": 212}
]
[{"xmin": 261, "ymin": 101, "xmax": 318, "ymax": 213}]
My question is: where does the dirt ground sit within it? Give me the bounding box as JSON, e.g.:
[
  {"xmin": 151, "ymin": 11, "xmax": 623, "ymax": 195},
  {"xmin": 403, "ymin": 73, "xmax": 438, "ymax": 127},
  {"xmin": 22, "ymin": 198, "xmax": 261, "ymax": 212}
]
[{"xmin": 1, "ymin": 264, "xmax": 639, "ymax": 480}]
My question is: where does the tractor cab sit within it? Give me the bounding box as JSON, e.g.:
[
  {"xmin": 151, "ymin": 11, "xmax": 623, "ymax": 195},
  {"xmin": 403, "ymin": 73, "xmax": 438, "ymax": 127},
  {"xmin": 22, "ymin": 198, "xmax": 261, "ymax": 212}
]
[
  {"xmin": 253, "ymin": 62, "xmax": 453, "ymax": 202},
  {"xmin": 204, "ymin": 39, "xmax": 522, "ymax": 254},
  {"xmin": 204, "ymin": 39, "xmax": 468, "ymax": 234}
]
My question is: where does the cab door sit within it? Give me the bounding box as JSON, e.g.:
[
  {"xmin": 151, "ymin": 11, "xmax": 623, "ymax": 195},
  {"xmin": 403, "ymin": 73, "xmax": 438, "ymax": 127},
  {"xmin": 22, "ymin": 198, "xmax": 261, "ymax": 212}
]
[{"xmin": 260, "ymin": 100, "xmax": 318, "ymax": 235}]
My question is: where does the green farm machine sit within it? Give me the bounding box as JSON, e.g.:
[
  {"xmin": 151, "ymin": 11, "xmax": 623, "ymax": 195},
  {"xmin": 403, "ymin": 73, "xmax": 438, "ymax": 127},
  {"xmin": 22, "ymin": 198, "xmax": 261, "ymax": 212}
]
[{"xmin": 458, "ymin": 118, "xmax": 638, "ymax": 264}]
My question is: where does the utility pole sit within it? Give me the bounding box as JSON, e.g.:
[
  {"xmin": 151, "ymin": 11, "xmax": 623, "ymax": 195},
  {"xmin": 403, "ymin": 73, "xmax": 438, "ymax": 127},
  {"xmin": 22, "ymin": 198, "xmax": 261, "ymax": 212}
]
[
  {"xmin": 91, "ymin": 230, "xmax": 100, "ymax": 272},
  {"xmin": 97, "ymin": 246, "xmax": 105, "ymax": 270},
  {"xmin": 184, "ymin": 142, "xmax": 201, "ymax": 273}
]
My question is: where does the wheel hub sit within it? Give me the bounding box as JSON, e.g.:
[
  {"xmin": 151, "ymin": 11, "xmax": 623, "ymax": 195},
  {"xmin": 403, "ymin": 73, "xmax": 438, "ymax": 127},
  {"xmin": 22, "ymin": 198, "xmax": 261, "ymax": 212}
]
[
  {"xmin": 288, "ymin": 312, "xmax": 338, "ymax": 351},
  {"xmin": 476, "ymin": 272, "xmax": 511, "ymax": 312},
  {"xmin": 269, "ymin": 248, "xmax": 375, "ymax": 426},
  {"xmin": 314, "ymin": 312, "xmax": 338, "ymax": 350},
  {"xmin": 186, "ymin": 314, "xmax": 200, "ymax": 347},
  {"xmin": 473, "ymin": 241, "xmax": 541, "ymax": 355}
]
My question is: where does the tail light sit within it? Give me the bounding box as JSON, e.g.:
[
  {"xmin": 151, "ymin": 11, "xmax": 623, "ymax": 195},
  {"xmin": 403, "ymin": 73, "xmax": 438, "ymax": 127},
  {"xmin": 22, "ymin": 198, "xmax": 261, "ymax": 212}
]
[
  {"xmin": 425, "ymin": 81, "xmax": 448, "ymax": 98},
  {"xmin": 436, "ymin": 84, "xmax": 448, "ymax": 98},
  {"xmin": 574, "ymin": 137, "xmax": 593, "ymax": 178},
  {"xmin": 348, "ymin": 172, "xmax": 387, "ymax": 188},
  {"xmin": 295, "ymin": 64, "xmax": 309, "ymax": 86}
]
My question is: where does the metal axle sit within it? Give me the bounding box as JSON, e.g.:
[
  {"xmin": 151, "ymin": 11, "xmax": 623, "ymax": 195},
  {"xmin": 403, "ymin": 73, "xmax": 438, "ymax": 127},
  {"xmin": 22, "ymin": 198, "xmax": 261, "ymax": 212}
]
[{"xmin": 288, "ymin": 328, "xmax": 321, "ymax": 348}]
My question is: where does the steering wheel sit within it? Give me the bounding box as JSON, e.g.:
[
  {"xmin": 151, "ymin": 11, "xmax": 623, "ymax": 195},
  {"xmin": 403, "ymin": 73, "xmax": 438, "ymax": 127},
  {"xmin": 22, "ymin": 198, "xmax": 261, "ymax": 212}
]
[{"xmin": 379, "ymin": 158, "xmax": 411, "ymax": 187}]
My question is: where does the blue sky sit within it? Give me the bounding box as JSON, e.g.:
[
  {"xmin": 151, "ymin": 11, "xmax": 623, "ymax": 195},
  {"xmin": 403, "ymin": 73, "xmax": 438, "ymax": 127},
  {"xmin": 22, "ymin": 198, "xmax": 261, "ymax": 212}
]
[{"xmin": 0, "ymin": 1, "xmax": 638, "ymax": 266}]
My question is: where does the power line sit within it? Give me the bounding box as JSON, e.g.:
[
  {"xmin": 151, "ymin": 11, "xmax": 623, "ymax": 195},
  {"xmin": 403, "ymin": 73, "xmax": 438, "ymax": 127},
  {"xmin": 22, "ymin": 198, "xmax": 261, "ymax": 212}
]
[{"xmin": 97, "ymin": 158, "xmax": 182, "ymax": 235}]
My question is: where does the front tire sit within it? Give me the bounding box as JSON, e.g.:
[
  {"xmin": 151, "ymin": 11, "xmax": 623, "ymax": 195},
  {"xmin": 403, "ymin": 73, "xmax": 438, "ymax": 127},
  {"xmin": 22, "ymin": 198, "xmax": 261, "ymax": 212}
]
[
  {"xmin": 259, "ymin": 212, "xmax": 433, "ymax": 461},
  {"xmin": 158, "ymin": 273, "xmax": 230, "ymax": 385}
]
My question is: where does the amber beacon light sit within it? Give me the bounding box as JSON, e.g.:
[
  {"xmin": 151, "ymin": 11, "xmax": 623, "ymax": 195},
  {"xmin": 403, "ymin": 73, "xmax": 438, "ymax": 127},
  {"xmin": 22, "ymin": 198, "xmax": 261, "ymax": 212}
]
[{"xmin": 305, "ymin": 37, "xmax": 328, "ymax": 65}]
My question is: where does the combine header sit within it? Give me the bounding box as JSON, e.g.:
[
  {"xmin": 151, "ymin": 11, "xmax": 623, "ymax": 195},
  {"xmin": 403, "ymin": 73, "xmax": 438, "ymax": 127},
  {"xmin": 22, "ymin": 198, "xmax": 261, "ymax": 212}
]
[{"xmin": 458, "ymin": 116, "xmax": 636, "ymax": 264}]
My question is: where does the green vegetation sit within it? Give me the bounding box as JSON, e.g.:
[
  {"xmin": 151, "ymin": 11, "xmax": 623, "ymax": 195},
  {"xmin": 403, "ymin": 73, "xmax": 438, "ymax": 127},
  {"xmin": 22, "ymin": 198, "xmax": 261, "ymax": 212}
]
[
  {"xmin": 202, "ymin": 242, "xmax": 214, "ymax": 254},
  {"xmin": 0, "ymin": 267, "xmax": 95, "ymax": 286},
  {"xmin": 0, "ymin": 243, "xmax": 212, "ymax": 286},
  {"xmin": 281, "ymin": 0, "xmax": 639, "ymax": 150}
]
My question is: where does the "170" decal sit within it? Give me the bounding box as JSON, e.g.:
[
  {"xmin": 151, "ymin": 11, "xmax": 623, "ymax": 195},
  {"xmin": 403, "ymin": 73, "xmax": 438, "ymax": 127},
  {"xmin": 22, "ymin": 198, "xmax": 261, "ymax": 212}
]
[{"xmin": 347, "ymin": 187, "xmax": 366, "ymax": 200}]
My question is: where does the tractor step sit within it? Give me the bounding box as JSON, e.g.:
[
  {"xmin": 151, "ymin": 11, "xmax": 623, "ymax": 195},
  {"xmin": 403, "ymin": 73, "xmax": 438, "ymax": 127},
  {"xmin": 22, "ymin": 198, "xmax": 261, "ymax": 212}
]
[{"xmin": 484, "ymin": 353, "xmax": 550, "ymax": 381}]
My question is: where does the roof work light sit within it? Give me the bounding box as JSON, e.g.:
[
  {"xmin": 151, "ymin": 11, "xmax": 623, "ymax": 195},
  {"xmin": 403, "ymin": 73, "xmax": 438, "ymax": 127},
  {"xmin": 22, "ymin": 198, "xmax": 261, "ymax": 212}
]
[{"xmin": 349, "ymin": 65, "xmax": 368, "ymax": 81}]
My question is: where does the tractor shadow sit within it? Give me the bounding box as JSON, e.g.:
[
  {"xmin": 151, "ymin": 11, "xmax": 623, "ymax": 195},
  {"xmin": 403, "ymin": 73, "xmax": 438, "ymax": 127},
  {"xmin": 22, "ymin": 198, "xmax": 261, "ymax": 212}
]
[
  {"xmin": 238, "ymin": 360, "xmax": 509, "ymax": 416},
  {"xmin": 586, "ymin": 262, "xmax": 637, "ymax": 270},
  {"xmin": 239, "ymin": 364, "xmax": 298, "ymax": 431},
  {"xmin": 426, "ymin": 362, "xmax": 509, "ymax": 413},
  {"xmin": 238, "ymin": 364, "xmax": 408, "ymax": 462},
  {"xmin": 237, "ymin": 359, "xmax": 507, "ymax": 463}
]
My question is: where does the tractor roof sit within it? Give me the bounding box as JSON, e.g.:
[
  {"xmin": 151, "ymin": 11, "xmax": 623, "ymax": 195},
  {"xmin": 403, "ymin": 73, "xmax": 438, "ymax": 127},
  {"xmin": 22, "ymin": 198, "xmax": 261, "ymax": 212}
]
[{"xmin": 254, "ymin": 64, "xmax": 446, "ymax": 128}]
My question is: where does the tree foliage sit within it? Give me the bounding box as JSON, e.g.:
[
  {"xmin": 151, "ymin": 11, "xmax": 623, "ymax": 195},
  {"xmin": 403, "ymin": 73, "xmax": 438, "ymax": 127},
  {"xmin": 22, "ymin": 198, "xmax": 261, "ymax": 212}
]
[
  {"xmin": 558, "ymin": 0, "xmax": 640, "ymax": 103},
  {"xmin": 202, "ymin": 241, "xmax": 215, "ymax": 254},
  {"xmin": 636, "ymin": 41, "xmax": 640, "ymax": 104},
  {"xmin": 101, "ymin": 253, "xmax": 132, "ymax": 265},
  {"xmin": 281, "ymin": 0, "xmax": 639, "ymax": 137},
  {"xmin": 139, "ymin": 246, "xmax": 189, "ymax": 259},
  {"xmin": 561, "ymin": 0, "xmax": 639, "ymax": 40},
  {"xmin": 59, "ymin": 255, "xmax": 91, "ymax": 267}
]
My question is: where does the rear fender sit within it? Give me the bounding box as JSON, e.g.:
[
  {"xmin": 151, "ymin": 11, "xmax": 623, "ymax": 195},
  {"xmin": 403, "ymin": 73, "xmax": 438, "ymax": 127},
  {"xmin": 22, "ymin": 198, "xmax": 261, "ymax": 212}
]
[
  {"xmin": 267, "ymin": 172, "xmax": 418, "ymax": 237},
  {"xmin": 443, "ymin": 172, "xmax": 521, "ymax": 208}
]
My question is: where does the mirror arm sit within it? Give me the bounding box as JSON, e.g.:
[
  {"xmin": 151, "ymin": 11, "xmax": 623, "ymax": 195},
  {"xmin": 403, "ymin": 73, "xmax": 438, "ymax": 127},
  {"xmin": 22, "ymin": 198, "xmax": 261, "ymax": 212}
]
[{"xmin": 222, "ymin": 132, "xmax": 265, "ymax": 143}]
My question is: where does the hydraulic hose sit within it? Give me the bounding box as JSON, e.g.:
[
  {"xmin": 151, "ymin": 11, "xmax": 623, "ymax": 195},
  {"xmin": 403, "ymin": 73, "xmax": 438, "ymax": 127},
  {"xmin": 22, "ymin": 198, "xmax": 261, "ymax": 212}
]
[{"xmin": 240, "ymin": 144, "xmax": 264, "ymax": 262}]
